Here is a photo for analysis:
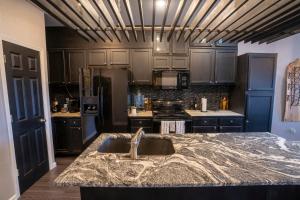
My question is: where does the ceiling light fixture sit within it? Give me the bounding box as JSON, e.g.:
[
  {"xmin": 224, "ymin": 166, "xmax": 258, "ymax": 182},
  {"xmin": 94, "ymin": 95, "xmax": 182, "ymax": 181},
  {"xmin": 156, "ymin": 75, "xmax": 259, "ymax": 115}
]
[{"xmin": 156, "ymin": 0, "xmax": 166, "ymax": 8}]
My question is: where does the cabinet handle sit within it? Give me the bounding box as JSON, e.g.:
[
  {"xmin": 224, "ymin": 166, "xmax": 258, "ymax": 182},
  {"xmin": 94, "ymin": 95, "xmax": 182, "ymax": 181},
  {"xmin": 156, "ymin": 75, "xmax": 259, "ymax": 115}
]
[
  {"xmin": 215, "ymin": 81, "xmax": 218, "ymax": 83},
  {"xmin": 63, "ymin": 121, "xmax": 66, "ymax": 124},
  {"xmin": 209, "ymin": 81, "xmax": 213, "ymax": 83},
  {"xmin": 230, "ymin": 120, "xmax": 234, "ymax": 123},
  {"xmin": 214, "ymin": 126, "xmax": 217, "ymax": 130},
  {"xmin": 245, "ymin": 120, "xmax": 249, "ymax": 123},
  {"xmin": 204, "ymin": 120, "xmax": 207, "ymax": 124},
  {"xmin": 139, "ymin": 121, "xmax": 142, "ymax": 124}
]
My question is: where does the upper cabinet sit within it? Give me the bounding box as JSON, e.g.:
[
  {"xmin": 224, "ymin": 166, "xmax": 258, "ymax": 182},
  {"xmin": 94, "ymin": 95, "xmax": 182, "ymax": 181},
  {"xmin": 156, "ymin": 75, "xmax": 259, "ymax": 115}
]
[
  {"xmin": 190, "ymin": 49, "xmax": 215, "ymax": 84},
  {"xmin": 48, "ymin": 50, "xmax": 65, "ymax": 83},
  {"xmin": 215, "ymin": 50, "xmax": 237, "ymax": 83},
  {"xmin": 153, "ymin": 56, "xmax": 171, "ymax": 69},
  {"xmin": 110, "ymin": 49, "xmax": 129, "ymax": 65},
  {"xmin": 87, "ymin": 50, "xmax": 107, "ymax": 66},
  {"xmin": 130, "ymin": 49, "xmax": 152, "ymax": 85},
  {"xmin": 48, "ymin": 50, "xmax": 86, "ymax": 84},
  {"xmin": 190, "ymin": 48, "xmax": 237, "ymax": 84},
  {"xmin": 65, "ymin": 50, "xmax": 86, "ymax": 83},
  {"xmin": 172, "ymin": 36, "xmax": 189, "ymax": 55},
  {"xmin": 247, "ymin": 53, "xmax": 277, "ymax": 91},
  {"xmin": 172, "ymin": 56, "xmax": 189, "ymax": 69},
  {"xmin": 153, "ymin": 32, "xmax": 170, "ymax": 54}
]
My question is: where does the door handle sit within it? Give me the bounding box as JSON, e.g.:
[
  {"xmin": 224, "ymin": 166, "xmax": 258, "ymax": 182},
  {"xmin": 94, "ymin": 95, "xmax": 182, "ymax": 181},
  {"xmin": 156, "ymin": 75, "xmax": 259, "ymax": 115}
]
[{"xmin": 40, "ymin": 118, "xmax": 46, "ymax": 123}]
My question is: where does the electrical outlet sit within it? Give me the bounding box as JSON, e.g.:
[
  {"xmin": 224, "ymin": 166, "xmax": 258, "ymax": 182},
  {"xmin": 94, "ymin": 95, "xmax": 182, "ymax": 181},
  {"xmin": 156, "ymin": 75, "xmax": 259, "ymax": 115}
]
[{"xmin": 288, "ymin": 128, "xmax": 296, "ymax": 135}]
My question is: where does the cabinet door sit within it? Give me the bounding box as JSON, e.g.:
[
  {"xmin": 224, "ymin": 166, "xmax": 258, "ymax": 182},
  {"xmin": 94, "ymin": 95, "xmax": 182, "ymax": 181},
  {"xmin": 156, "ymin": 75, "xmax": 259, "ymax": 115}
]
[
  {"xmin": 110, "ymin": 49, "xmax": 129, "ymax": 65},
  {"xmin": 192, "ymin": 126, "xmax": 218, "ymax": 133},
  {"xmin": 154, "ymin": 31, "xmax": 170, "ymax": 54},
  {"xmin": 172, "ymin": 36, "xmax": 188, "ymax": 55},
  {"xmin": 53, "ymin": 119, "xmax": 69, "ymax": 153},
  {"xmin": 131, "ymin": 49, "xmax": 152, "ymax": 84},
  {"xmin": 65, "ymin": 50, "xmax": 86, "ymax": 83},
  {"xmin": 172, "ymin": 56, "xmax": 189, "ymax": 69},
  {"xmin": 68, "ymin": 127, "xmax": 82, "ymax": 153},
  {"xmin": 48, "ymin": 50, "xmax": 65, "ymax": 83},
  {"xmin": 245, "ymin": 92, "xmax": 273, "ymax": 132},
  {"xmin": 88, "ymin": 50, "xmax": 107, "ymax": 66},
  {"xmin": 248, "ymin": 54, "xmax": 277, "ymax": 90},
  {"xmin": 190, "ymin": 49, "xmax": 215, "ymax": 84},
  {"xmin": 215, "ymin": 49, "xmax": 237, "ymax": 83},
  {"xmin": 153, "ymin": 56, "xmax": 171, "ymax": 69}
]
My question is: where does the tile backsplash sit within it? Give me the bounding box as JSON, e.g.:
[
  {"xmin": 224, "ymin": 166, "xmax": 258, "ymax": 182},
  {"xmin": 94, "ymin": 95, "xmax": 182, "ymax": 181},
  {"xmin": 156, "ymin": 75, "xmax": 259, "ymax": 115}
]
[{"xmin": 129, "ymin": 85, "xmax": 232, "ymax": 110}]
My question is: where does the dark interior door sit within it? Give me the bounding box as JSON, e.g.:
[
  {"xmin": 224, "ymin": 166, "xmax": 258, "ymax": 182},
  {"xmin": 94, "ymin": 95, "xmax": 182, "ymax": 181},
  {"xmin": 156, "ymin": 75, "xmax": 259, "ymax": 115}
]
[{"xmin": 3, "ymin": 41, "xmax": 49, "ymax": 193}]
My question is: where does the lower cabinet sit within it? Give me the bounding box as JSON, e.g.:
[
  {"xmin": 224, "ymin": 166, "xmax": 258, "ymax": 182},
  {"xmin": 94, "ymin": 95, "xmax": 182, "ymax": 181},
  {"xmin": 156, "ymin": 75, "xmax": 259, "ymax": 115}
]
[
  {"xmin": 52, "ymin": 117, "xmax": 83, "ymax": 155},
  {"xmin": 192, "ymin": 116, "xmax": 244, "ymax": 133},
  {"xmin": 128, "ymin": 118, "xmax": 153, "ymax": 133}
]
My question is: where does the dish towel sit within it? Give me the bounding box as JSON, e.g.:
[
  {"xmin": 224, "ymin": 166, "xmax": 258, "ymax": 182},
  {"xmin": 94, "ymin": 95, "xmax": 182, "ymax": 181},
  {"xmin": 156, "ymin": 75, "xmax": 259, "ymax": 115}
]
[
  {"xmin": 176, "ymin": 121, "xmax": 185, "ymax": 134},
  {"xmin": 284, "ymin": 58, "xmax": 300, "ymax": 121},
  {"xmin": 161, "ymin": 121, "xmax": 170, "ymax": 134},
  {"xmin": 169, "ymin": 121, "xmax": 176, "ymax": 133}
]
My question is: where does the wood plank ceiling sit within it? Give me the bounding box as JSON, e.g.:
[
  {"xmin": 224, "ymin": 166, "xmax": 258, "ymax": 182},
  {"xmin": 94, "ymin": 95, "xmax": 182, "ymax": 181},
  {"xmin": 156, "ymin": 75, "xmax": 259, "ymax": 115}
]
[{"xmin": 31, "ymin": 0, "xmax": 300, "ymax": 44}]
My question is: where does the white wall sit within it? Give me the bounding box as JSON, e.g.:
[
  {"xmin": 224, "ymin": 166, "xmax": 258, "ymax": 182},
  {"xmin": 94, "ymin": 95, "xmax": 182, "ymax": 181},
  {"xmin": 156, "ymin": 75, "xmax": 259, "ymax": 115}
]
[
  {"xmin": 238, "ymin": 33, "xmax": 300, "ymax": 140},
  {"xmin": 0, "ymin": 0, "xmax": 55, "ymax": 199}
]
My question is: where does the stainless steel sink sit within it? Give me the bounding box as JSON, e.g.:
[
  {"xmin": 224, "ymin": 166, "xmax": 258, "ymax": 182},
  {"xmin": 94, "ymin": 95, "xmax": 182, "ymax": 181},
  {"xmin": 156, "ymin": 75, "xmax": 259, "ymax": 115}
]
[{"xmin": 98, "ymin": 136, "xmax": 175, "ymax": 155}]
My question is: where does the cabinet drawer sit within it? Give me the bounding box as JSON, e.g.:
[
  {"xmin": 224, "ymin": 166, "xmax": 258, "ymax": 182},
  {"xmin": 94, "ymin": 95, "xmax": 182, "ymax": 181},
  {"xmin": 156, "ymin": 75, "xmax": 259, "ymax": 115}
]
[
  {"xmin": 130, "ymin": 119, "xmax": 153, "ymax": 127},
  {"xmin": 131, "ymin": 127, "xmax": 153, "ymax": 133},
  {"xmin": 193, "ymin": 118, "xmax": 218, "ymax": 126},
  {"xmin": 219, "ymin": 117, "xmax": 243, "ymax": 126},
  {"xmin": 68, "ymin": 119, "xmax": 81, "ymax": 127},
  {"xmin": 192, "ymin": 126, "xmax": 218, "ymax": 133},
  {"xmin": 219, "ymin": 126, "xmax": 243, "ymax": 133}
]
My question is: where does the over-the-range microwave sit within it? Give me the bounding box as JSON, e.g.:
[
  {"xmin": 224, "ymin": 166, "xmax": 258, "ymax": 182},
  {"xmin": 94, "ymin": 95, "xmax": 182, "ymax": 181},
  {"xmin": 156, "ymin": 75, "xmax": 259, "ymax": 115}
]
[{"xmin": 152, "ymin": 69, "xmax": 190, "ymax": 89}]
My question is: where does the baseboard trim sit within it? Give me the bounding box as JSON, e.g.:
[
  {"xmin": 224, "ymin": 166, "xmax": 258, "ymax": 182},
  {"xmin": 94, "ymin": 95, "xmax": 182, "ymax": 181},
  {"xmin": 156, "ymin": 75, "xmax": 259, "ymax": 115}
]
[
  {"xmin": 8, "ymin": 194, "xmax": 19, "ymax": 200},
  {"xmin": 50, "ymin": 162, "xmax": 57, "ymax": 170}
]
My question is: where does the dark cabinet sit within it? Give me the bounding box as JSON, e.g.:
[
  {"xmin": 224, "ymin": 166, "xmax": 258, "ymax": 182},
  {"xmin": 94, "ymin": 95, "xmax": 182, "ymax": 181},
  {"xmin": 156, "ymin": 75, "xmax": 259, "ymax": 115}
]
[
  {"xmin": 48, "ymin": 50, "xmax": 65, "ymax": 83},
  {"xmin": 231, "ymin": 53, "xmax": 277, "ymax": 132},
  {"xmin": 128, "ymin": 118, "xmax": 153, "ymax": 133},
  {"xmin": 190, "ymin": 48, "xmax": 237, "ymax": 84},
  {"xmin": 52, "ymin": 117, "xmax": 83, "ymax": 154},
  {"xmin": 245, "ymin": 92, "xmax": 273, "ymax": 132},
  {"xmin": 65, "ymin": 50, "xmax": 86, "ymax": 83},
  {"xmin": 131, "ymin": 49, "xmax": 152, "ymax": 85},
  {"xmin": 48, "ymin": 49, "xmax": 86, "ymax": 84},
  {"xmin": 192, "ymin": 116, "xmax": 244, "ymax": 133},
  {"xmin": 215, "ymin": 50, "xmax": 237, "ymax": 83},
  {"xmin": 190, "ymin": 49, "xmax": 215, "ymax": 84},
  {"xmin": 248, "ymin": 54, "xmax": 276, "ymax": 90}
]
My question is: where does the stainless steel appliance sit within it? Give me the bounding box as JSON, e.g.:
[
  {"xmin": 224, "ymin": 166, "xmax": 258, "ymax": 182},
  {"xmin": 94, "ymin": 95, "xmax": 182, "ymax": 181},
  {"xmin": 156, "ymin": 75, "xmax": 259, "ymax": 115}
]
[
  {"xmin": 152, "ymin": 99, "xmax": 192, "ymax": 133},
  {"xmin": 152, "ymin": 70, "xmax": 190, "ymax": 89}
]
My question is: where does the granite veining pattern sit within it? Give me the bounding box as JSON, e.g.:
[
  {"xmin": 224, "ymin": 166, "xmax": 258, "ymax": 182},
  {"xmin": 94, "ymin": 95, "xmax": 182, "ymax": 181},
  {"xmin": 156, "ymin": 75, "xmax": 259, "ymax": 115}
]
[
  {"xmin": 55, "ymin": 133, "xmax": 300, "ymax": 187},
  {"xmin": 185, "ymin": 110, "xmax": 244, "ymax": 117}
]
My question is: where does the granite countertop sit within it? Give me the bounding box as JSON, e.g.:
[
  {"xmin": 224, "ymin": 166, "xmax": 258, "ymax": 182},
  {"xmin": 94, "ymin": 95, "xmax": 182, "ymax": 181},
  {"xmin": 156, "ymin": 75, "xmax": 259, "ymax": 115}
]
[
  {"xmin": 185, "ymin": 110, "xmax": 244, "ymax": 117},
  {"xmin": 55, "ymin": 132, "xmax": 300, "ymax": 188},
  {"xmin": 128, "ymin": 111, "xmax": 153, "ymax": 118},
  {"xmin": 51, "ymin": 112, "xmax": 81, "ymax": 118}
]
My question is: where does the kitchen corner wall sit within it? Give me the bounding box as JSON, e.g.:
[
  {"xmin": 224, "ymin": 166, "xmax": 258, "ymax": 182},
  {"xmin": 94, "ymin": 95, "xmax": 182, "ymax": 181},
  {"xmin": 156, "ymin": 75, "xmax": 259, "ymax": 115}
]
[
  {"xmin": 0, "ymin": 0, "xmax": 55, "ymax": 199},
  {"xmin": 129, "ymin": 85, "xmax": 232, "ymax": 110},
  {"xmin": 238, "ymin": 33, "xmax": 300, "ymax": 140}
]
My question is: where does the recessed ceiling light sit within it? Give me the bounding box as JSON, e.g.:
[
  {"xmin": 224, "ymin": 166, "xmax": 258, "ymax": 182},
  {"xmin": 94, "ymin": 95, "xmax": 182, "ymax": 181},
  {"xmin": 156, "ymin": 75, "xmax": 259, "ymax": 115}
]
[{"xmin": 156, "ymin": 0, "xmax": 166, "ymax": 8}]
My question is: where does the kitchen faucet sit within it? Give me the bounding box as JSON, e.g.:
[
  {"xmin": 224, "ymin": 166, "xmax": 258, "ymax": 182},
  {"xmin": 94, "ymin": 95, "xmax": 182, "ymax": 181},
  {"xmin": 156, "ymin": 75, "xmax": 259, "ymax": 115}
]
[{"xmin": 130, "ymin": 128, "xmax": 144, "ymax": 159}]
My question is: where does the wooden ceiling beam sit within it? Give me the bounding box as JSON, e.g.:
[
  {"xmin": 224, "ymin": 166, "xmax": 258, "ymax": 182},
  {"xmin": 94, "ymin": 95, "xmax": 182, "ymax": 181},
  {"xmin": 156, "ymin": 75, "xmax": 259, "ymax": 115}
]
[
  {"xmin": 152, "ymin": 0, "xmax": 156, "ymax": 41},
  {"xmin": 244, "ymin": 6, "xmax": 300, "ymax": 43},
  {"xmin": 176, "ymin": 0, "xmax": 202, "ymax": 41},
  {"xmin": 227, "ymin": 0, "xmax": 295, "ymax": 43},
  {"xmin": 62, "ymin": 0, "xmax": 105, "ymax": 42},
  {"xmin": 77, "ymin": 0, "xmax": 112, "ymax": 42},
  {"xmin": 160, "ymin": 0, "xmax": 171, "ymax": 42},
  {"xmin": 107, "ymin": 0, "xmax": 130, "ymax": 42},
  {"xmin": 184, "ymin": 0, "xmax": 217, "ymax": 42},
  {"xmin": 167, "ymin": 0, "xmax": 187, "ymax": 41},
  {"xmin": 266, "ymin": 29, "xmax": 300, "ymax": 44},
  {"xmin": 47, "ymin": 0, "xmax": 97, "ymax": 42},
  {"xmin": 124, "ymin": 0, "xmax": 137, "ymax": 42},
  {"xmin": 137, "ymin": 0, "xmax": 145, "ymax": 42},
  {"xmin": 89, "ymin": 0, "xmax": 121, "ymax": 42},
  {"xmin": 31, "ymin": 0, "xmax": 90, "ymax": 41},
  {"xmin": 207, "ymin": 0, "xmax": 264, "ymax": 43},
  {"xmin": 189, "ymin": 0, "xmax": 232, "ymax": 43},
  {"xmin": 196, "ymin": 0, "xmax": 249, "ymax": 43}
]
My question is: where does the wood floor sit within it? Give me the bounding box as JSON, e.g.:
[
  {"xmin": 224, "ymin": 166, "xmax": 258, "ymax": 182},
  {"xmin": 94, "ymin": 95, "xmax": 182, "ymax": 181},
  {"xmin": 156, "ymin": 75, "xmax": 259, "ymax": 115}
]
[{"xmin": 21, "ymin": 157, "xmax": 80, "ymax": 200}]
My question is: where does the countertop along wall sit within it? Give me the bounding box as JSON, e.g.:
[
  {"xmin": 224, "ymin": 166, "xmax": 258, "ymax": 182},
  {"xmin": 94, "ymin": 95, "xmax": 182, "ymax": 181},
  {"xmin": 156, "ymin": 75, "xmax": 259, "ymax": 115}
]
[
  {"xmin": 238, "ymin": 34, "xmax": 300, "ymax": 140},
  {"xmin": 0, "ymin": 0, "xmax": 55, "ymax": 199}
]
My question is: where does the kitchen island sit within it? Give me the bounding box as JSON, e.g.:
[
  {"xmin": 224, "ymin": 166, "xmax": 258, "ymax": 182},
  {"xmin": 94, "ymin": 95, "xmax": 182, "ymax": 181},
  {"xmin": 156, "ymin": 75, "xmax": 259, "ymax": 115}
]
[{"xmin": 55, "ymin": 133, "xmax": 300, "ymax": 200}]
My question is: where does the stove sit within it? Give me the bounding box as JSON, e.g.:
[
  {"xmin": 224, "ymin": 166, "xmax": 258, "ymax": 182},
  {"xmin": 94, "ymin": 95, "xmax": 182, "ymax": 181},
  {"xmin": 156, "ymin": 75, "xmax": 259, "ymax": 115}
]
[{"xmin": 152, "ymin": 99, "xmax": 192, "ymax": 132}]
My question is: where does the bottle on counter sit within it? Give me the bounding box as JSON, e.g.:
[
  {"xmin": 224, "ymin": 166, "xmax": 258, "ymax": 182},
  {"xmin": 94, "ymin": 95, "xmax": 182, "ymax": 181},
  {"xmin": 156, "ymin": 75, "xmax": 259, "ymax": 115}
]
[{"xmin": 220, "ymin": 96, "xmax": 229, "ymax": 110}]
